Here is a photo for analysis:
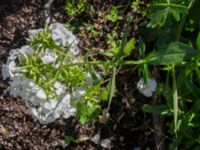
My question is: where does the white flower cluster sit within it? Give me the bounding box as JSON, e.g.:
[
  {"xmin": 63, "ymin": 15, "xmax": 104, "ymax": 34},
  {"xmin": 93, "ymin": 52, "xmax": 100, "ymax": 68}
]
[
  {"xmin": 2, "ymin": 23, "xmax": 99, "ymax": 124},
  {"xmin": 137, "ymin": 78, "xmax": 157, "ymax": 97}
]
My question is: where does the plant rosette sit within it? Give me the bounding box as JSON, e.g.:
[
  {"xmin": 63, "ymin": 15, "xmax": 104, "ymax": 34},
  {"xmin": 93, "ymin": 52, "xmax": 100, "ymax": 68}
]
[{"xmin": 2, "ymin": 23, "xmax": 102, "ymax": 124}]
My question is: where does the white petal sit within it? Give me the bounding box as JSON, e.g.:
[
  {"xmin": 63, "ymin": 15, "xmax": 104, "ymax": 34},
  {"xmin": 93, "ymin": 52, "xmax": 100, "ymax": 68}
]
[
  {"xmin": 43, "ymin": 114, "xmax": 56, "ymax": 124},
  {"xmin": 54, "ymin": 82, "xmax": 66, "ymax": 95},
  {"xmin": 137, "ymin": 78, "xmax": 157, "ymax": 97},
  {"xmin": 28, "ymin": 107, "xmax": 38, "ymax": 117},
  {"xmin": 41, "ymin": 50, "xmax": 58, "ymax": 64},
  {"xmin": 27, "ymin": 95, "xmax": 39, "ymax": 106},
  {"xmin": 2, "ymin": 64, "xmax": 10, "ymax": 80},
  {"xmin": 44, "ymin": 100, "xmax": 57, "ymax": 110},
  {"xmin": 36, "ymin": 89, "xmax": 47, "ymax": 100},
  {"xmin": 53, "ymin": 111, "xmax": 61, "ymax": 119},
  {"xmin": 72, "ymin": 86, "xmax": 86, "ymax": 99},
  {"xmin": 69, "ymin": 45, "xmax": 80, "ymax": 56},
  {"xmin": 28, "ymin": 29, "xmax": 42, "ymax": 38},
  {"xmin": 62, "ymin": 113, "xmax": 71, "ymax": 119},
  {"xmin": 62, "ymin": 94, "xmax": 71, "ymax": 101},
  {"xmin": 8, "ymin": 49, "xmax": 19, "ymax": 60},
  {"xmin": 68, "ymin": 108, "xmax": 76, "ymax": 113},
  {"xmin": 148, "ymin": 78, "xmax": 157, "ymax": 92},
  {"xmin": 50, "ymin": 23, "xmax": 79, "ymax": 55},
  {"xmin": 20, "ymin": 46, "xmax": 34, "ymax": 56},
  {"xmin": 140, "ymin": 88, "xmax": 153, "ymax": 97},
  {"xmin": 54, "ymin": 82, "xmax": 61, "ymax": 88}
]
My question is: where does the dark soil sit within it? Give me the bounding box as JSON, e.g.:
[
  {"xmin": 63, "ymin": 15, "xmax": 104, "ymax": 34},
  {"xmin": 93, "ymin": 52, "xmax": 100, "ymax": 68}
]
[{"xmin": 0, "ymin": 0, "xmax": 155, "ymax": 149}]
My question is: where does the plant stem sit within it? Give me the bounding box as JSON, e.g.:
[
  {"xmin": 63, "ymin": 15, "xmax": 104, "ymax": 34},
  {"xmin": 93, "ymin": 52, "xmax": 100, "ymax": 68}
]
[
  {"xmin": 153, "ymin": 67, "xmax": 166, "ymax": 150},
  {"xmin": 153, "ymin": 3, "xmax": 188, "ymax": 10},
  {"xmin": 175, "ymin": 0, "xmax": 196, "ymax": 41},
  {"xmin": 44, "ymin": 0, "xmax": 55, "ymax": 25},
  {"xmin": 106, "ymin": 67, "xmax": 116, "ymax": 113},
  {"xmin": 172, "ymin": 65, "xmax": 178, "ymax": 137}
]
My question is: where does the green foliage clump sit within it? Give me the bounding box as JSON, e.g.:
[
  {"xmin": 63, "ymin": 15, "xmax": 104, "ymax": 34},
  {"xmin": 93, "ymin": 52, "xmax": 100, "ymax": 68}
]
[
  {"xmin": 106, "ymin": 6, "xmax": 123, "ymax": 23},
  {"xmin": 141, "ymin": 0, "xmax": 200, "ymax": 149},
  {"xmin": 65, "ymin": 0, "xmax": 91, "ymax": 17}
]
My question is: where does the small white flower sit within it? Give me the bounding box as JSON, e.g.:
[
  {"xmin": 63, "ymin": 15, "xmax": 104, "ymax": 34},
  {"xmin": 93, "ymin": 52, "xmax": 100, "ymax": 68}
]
[
  {"xmin": 20, "ymin": 46, "xmax": 34, "ymax": 56},
  {"xmin": 9, "ymin": 76, "xmax": 24, "ymax": 97},
  {"xmin": 69, "ymin": 43, "xmax": 80, "ymax": 56},
  {"xmin": 36, "ymin": 89, "xmax": 47, "ymax": 100},
  {"xmin": 43, "ymin": 114, "xmax": 57, "ymax": 124},
  {"xmin": 44, "ymin": 99, "xmax": 57, "ymax": 111},
  {"xmin": 2, "ymin": 64, "xmax": 10, "ymax": 80},
  {"xmin": 17, "ymin": 46, "xmax": 34, "ymax": 61},
  {"xmin": 54, "ymin": 82, "xmax": 66, "ymax": 95},
  {"xmin": 8, "ymin": 49, "xmax": 19, "ymax": 60},
  {"xmin": 27, "ymin": 95, "xmax": 39, "ymax": 106},
  {"xmin": 2, "ymin": 61, "xmax": 18, "ymax": 80},
  {"xmin": 72, "ymin": 86, "xmax": 86, "ymax": 99},
  {"xmin": 28, "ymin": 29, "xmax": 42, "ymax": 38},
  {"xmin": 50, "ymin": 23, "xmax": 80, "ymax": 55},
  {"xmin": 28, "ymin": 107, "xmax": 38, "ymax": 117},
  {"xmin": 40, "ymin": 49, "xmax": 58, "ymax": 64},
  {"xmin": 51, "ymin": 23, "xmax": 77, "ymax": 46},
  {"xmin": 3, "ymin": 23, "xmax": 82, "ymax": 124},
  {"xmin": 28, "ymin": 107, "xmax": 57, "ymax": 124},
  {"xmin": 137, "ymin": 78, "xmax": 157, "ymax": 97},
  {"xmin": 58, "ymin": 94, "xmax": 77, "ymax": 118}
]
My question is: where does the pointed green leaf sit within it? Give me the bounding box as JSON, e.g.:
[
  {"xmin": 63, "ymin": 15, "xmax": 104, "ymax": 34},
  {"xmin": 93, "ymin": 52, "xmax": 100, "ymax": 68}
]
[
  {"xmin": 142, "ymin": 104, "xmax": 169, "ymax": 115},
  {"xmin": 171, "ymin": 8, "xmax": 180, "ymax": 21},
  {"xmin": 124, "ymin": 38, "xmax": 136, "ymax": 56},
  {"xmin": 147, "ymin": 42, "xmax": 200, "ymax": 65},
  {"xmin": 64, "ymin": 136, "xmax": 75, "ymax": 144},
  {"xmin": 196, "ymin": 32, "xmax": 200, "ymax": 50}
]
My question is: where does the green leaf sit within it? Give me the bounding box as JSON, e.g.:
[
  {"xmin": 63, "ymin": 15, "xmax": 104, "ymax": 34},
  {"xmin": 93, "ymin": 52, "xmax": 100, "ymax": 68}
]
[
  {"xmin": 64, "ymin": 136, "xmax": 75, "ymax": 144},
  {"xmin": 171, "ymin": 8, "xmax": 180, "ymax": 21},
  {"xmin": 142, "ymin": 104, "xmax": 169, "ymax": 115},
  {"xmin": 147, "ymin": 42, "xmax": 200, "ymax": 65},
  {"xmin": 101, "ymin": 90, "xmax": 109, "ymax": 101},
  {"xmin": 147, "ymin": 7, "xmax": 170, "ymax": 28},
  {"xmin": 196, "ymin": 32, "xmax": 200, "ymax": 50},
  {"xmin": 80, "ymin": 116, "xmax": 87, "ymax": 124},
  {"xmin": 188, "ymin": 0, "xmax": 200, "ymax": 24},
  {"xmin": 107, "ymin": 67, "xmax": 116, "ymax": 110},
  {"xmin": 103, "ymin": 47, "xmax": 119, "ymax": 57},
  {"xmin": 124, "ymin": 38, "xmax": 136, "ymax": 56},
  {"xmin": 172, "ymin": 66, "xmax": 178, "ymax": 136},
  {"xmin": 139, "ymin": 38, "xmax": 145, "ymax": 58}
]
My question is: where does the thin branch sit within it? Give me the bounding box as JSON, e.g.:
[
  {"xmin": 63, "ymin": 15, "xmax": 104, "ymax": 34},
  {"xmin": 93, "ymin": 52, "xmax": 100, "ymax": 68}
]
[
  {"xmin": 152, "ymin": 67, "xmax": 166, "ymax": 150},
  {"xmin": 43, "ymin": 0, "xmax": 55, "ymax": 25}
]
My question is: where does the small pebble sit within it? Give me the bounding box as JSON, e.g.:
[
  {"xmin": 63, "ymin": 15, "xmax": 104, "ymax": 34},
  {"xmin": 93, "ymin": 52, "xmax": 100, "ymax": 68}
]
[
  {"xmin": 100, "ymin": 138, "xmax": 111, "ymax": 149},
  {"xmin": 119, "ymin": 136, "xmax": 124, "ymax": 142},
  {"xmin": 134, "ymin": 147, "xmax": 141, "ymax": 150},
  {"xmin": 91, "ymin": 134, "xmax": 100, "ymax": 144}
]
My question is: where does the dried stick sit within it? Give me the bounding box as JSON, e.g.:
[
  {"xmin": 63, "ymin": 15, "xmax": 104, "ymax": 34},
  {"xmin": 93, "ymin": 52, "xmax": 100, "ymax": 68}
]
[
  {"xmin": 153, "ymin": 67, "xmax": 166, "ymax": 150},
  {"xmin": 44, "ymin": 0, "xmax": 55, "ymax": 25}
]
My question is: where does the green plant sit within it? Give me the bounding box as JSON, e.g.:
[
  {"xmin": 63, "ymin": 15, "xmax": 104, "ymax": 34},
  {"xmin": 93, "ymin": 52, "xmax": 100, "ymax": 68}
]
[
  {"xmin": 131, "ymin": 0, "xmax": 147, "ymax": 16},
  {"xmin": 84, "ymin": 23, "xmax": 100, "ymax": 38},
  {"xmin": 106, "ymin": 6, "xmax": 123, "ymax": 23},
  {"xmin": 16, "ymin": 26, "xmax": 109, "ymax": 124},
  {"xmin": 65, "ymin": 0, "xmax": 91, "ymax": 17},
  {"xmin": 141, "ymin": 0, "xmax": 200, "ymax": 149}
]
